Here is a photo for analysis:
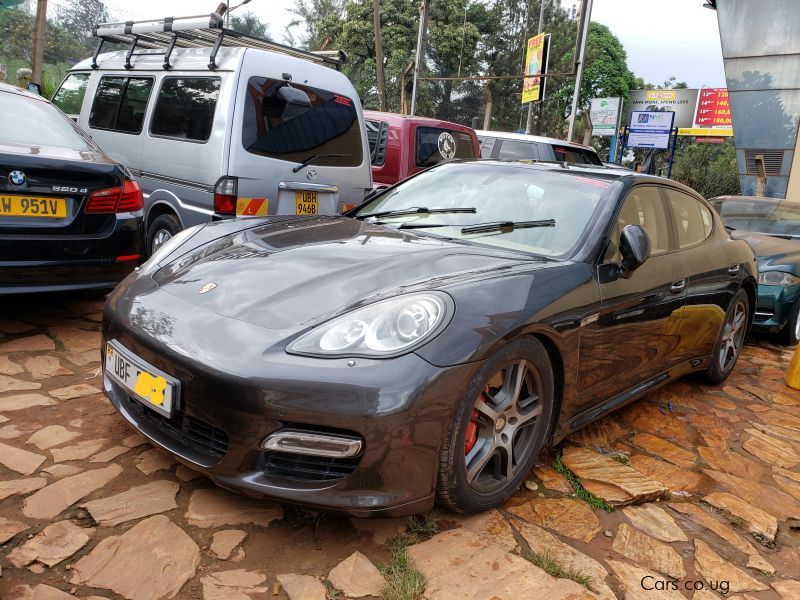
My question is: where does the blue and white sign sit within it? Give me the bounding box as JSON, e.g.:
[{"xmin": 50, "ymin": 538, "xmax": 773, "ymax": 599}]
[{"xmin": 628, "ymin": 111, "xmax": 675, "ymax": 149}]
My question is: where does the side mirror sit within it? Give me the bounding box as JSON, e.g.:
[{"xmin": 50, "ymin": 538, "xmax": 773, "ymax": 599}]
[{"xmin": 619, "ymin": 224, "xmax": 650, "ymax": 278}]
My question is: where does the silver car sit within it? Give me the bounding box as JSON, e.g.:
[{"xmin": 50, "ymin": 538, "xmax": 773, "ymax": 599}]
[{"xmin": 52, "ymin": 20, "xmax": 371, "ymax": 256}]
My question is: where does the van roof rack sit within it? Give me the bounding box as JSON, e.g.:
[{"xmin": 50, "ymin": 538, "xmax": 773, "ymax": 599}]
[{"xmin": 91, "ymin": 13, "xmax": 345, "ymax": 71}]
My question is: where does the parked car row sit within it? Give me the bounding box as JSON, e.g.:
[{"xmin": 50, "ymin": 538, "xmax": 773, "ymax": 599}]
[{"xmin": 1, "ymin": 11, "xmax": 797, "ymax": 518}]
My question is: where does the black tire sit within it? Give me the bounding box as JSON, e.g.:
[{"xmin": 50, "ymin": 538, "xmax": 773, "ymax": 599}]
[
  {"xmin": 146, "ymin": 214, "xmax": 181, "ymax": 258},
  {"xmin": 436, "ymin": 336, "xmax": 554, "ymax": 514},
  {"xmin": 779, "ymin": 300, "xmax": 800, "ymax": 346},
  {"xmin": 703, "ymin": 288, "xmax": 750, "ymax": 384}
]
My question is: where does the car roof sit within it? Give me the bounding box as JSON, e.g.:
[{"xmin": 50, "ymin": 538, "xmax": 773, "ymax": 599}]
[
  {"xmin": 0, "ymin": 82, "xmax": 48, "ymax": 102},
  {"xmin": 457, "ymin": 158, "xmax": 703, "ymax": 193},
  {"xmin": 364, "ymin": 110, "xmax": 476, "ymax": 134},
  {"xmin": 475, "ymin": 129, "xmax": 596, "ymax": 151}
]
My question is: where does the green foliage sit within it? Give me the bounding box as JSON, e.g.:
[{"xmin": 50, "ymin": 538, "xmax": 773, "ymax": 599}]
[
  {"xmin": 230, "ymin": 11, "xmax": 272, "ymax": 40},
  {"xmin": 671, "ymin": 140, "xmax": 740, "ymax": 198},
  {"xmin": 292, "ymin": 1, "xmax": 638, "ymax": 137},
  {"xmin": 552, "ymin": 450, "xmax": 614, "ymax": 512},
  {"xmin": 523, "ymin": 548, "xmax": 594, "ymax": 589},
  {"xmin": 0, "ymin": 7, "xmax": 86, "ymax": 66},
  {"xmin": 380, "ymin": 532, "xmax": 426, "ymax": 600}
]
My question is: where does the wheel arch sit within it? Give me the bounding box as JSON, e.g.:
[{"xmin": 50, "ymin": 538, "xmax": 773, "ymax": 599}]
[
  {"xmin": 528, "ymin": 331, "xmax": 565, "ymax": 446},
  {"xmin": 741, "ymin": 277, "xmax": 757, "ymax": 330},
  {"xmin": 145, "ymin": 199, "xmax": 184, "ymax": 233}
]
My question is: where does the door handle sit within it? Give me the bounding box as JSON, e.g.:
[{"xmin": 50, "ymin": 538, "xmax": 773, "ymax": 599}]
[
  {"xmin": 728, "ymin": 264, "xmax": 740, "ymax": 276},
  {"xmin": 671, "ymin": 279, "xmax": 686, "ymax": 293}
]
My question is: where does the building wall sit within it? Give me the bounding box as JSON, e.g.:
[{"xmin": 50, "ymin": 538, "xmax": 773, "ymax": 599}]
[{"xmin": 715, "ymin": 0, "xmax": 800, "ymax": 198}]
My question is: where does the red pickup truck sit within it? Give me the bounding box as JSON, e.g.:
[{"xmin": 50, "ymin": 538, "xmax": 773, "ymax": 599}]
[{"xmin": 364, "ymin": 111, "xmax": 480, "ymax": 187}]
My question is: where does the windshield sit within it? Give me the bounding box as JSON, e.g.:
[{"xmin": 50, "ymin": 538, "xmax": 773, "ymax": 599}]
[
  {"xmin": 0, "ymin": 92, "xmax": 92, "ymax": 150},
  {"xmin": 353, "ymin": 162, "xmax": 613, "ymax": 256},
  {"xmin": 711, "ymin": 198, "xmax": 800, "ymax": 238}
]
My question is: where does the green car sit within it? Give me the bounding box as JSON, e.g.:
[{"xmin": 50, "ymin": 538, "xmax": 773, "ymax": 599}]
[{"xmin": 710, "ymin": 195, "xmax": 800, "ymax": 344}]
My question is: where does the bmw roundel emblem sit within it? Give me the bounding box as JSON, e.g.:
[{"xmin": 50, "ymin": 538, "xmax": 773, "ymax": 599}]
[{"xmin": 8, "ymin": 170, "xmax": 26, "ymax": 186}]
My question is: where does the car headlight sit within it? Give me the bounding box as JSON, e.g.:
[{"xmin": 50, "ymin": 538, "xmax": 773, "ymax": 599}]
[
  {"xmin": 758, "ymin": 271, "xmax": 800, "ymax": 286},
  {"xmin": 287, "ymin": 292, "xmax": 454, "ymax": 358},
  {"xmin": 138, "ymin": 224, "xmax": 204, "ymax": 276}
]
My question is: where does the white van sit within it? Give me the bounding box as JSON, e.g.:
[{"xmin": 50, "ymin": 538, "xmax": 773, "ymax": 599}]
[{"xmin": 52, "ymin": 13, "xmax": 372, "ymax": 256}]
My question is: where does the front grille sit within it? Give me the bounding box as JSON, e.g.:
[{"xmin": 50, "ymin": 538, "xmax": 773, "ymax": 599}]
[
  {"xmin": 262, "ymin": 451, "xmax": 360, "ymax": 482},
  {"xmin": 124, "ymin": 395, "xmax": 229, "ymax": 461}
]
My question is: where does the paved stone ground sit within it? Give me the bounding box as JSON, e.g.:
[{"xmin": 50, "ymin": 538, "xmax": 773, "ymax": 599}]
[{"xmin": 1, "ymin": 293, "xmax": 799, "ymax": 599}]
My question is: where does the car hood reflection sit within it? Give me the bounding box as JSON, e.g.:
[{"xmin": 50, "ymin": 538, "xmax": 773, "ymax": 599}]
[{"xmin": 152, "ymin": 216, "xmax": 549, "ymax": 330}]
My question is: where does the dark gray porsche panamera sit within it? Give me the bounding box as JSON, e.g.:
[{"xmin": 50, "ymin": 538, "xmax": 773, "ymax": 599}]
[{"xmin": 102, "ymin": 161, "xmax": 757, "ymax": 516}]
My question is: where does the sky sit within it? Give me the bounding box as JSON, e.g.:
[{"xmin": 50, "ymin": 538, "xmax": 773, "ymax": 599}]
[{"xmin": 56, "ymin": 0, "xmax": 726, "ymax": 89}]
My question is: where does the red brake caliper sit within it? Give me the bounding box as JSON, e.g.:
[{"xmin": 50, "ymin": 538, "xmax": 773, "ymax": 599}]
[{"xmin": 465, "ymin": 386, "xmax": 490, "ymax": 455}]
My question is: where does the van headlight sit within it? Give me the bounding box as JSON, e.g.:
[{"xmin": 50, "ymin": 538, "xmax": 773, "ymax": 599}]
[
  {"xmin": 758, "ymin": 271, "xmax": 800, "ymax": 286},
  {"xmin": 287, "ymin": 292, "xmax": 454, "ymax": 358}
]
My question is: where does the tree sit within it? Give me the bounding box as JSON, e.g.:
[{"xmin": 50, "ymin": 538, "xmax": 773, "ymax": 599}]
[
  {"xmin": 0, "ymin": 7, "xmax": 86, "ymax": 65},
  {"xmin": 671, "ymin": 140, "xmax": 740, "ymax": 198},
  {"xmin": 57, "ymin": 0, "xmax": 111, "ymax": 55},
  {"xmin": 230, "ymin": 11, "xmax": 272, "ymax": 40}
]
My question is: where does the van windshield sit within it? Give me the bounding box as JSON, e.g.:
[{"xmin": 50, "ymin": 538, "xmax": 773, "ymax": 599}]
[{"xmin": 242, "ymin": 77, "xmax": 363, "ymax": 168}]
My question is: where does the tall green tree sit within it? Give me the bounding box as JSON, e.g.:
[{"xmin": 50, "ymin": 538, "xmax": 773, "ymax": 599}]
[
  {"xmin": 57, "ymin": 0, "xmax": 111, "ymax": 54},
  {"xmin": 230, "ymin": 11, "xmax": 272, "ymax": 40},
  {"xmin": 672, "ymin": 140, "xmax": 740, "ymax": 198}
]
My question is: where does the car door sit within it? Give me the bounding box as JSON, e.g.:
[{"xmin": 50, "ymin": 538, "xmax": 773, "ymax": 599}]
[
  {"xmin": 577, "ymin": 185, "xmax": 687, "ymax": 409},
  {"xmin": 665, "ymin": 188, "xmax": 736, "ymax": 360}
]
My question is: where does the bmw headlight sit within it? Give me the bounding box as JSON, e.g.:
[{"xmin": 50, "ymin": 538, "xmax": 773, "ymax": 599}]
[
  {"xmin": 287, "ymin": 292, "xmax": 454, "ymax": 358},
  {"xmin": 138, "ymin": 224, "xmax": 204, "ymax": 276},
  {"xmin": 758, "ymin": 271, "xmax": 800, "ymax": 286}
]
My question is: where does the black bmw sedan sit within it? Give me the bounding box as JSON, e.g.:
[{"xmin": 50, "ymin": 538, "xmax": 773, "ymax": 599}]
[
  {"xmin": 0, "ymin": 83, "xmax": 143, "ymax": 294},
  {"xmin": 102, "ymin": 160, "xmax": 756, "ymax": 516}
]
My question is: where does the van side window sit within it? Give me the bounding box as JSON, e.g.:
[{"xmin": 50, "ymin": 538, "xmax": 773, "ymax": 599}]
[
  {"xmin": 496, "ymin": 140, "xmax": 534, "ymax": 160},
  {"xmin": 150, "ymin": 77, "xmax": 221, "ymax": 142},
  {"xmin": 52, "ymin": 73, "xmax": 89, "ymax": 116},
  {"xmin": 366, "ymin": 119, "xmax": 389, "ymax": 166},
  {"xmin": 89, "ymin": 76, "xmax": 153, "ymax": 134},
  {"xmin": 243, "ymin": 77, "xmax": 363, "ymax": 167}
]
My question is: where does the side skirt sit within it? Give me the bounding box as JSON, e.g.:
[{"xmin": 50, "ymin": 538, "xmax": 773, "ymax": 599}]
[{"xmin": 550, "ymin": 355, "xmax": 712, "ymax": 445}]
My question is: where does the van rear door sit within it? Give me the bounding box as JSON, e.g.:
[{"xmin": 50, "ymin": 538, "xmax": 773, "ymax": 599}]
[{"xmin": 230, "ymin": 52, "xmax": 371, "ymax": 216}]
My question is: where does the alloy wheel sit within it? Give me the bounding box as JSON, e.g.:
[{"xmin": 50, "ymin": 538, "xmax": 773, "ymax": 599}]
[
  {"xmin": 464, "ymin": 359, "xmax": 543, "ymax": 493},
  {"xmin": 718, "ymin": 299, "xmax": 747, "ymax": 372},
  {"xmin": 151, "ymin": 229, "xmax": 172, "ymax": 253}
]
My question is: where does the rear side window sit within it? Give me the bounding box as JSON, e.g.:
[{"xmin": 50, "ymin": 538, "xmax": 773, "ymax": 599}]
[
  {"xmin": 51, "ymin": 73, "xmax": 89, "ymax": 116},
  {"xmin": 242, "ymin": 77, "xmax": 363, "ymax": 167},
  {"xmin": 415, "ymin": 127, "xmax": 475, "ymax": 167},
  {"xmin": 666, "ymin": 189, "xmax": 713, "ymax": 247},
  {"xmin": 150, "ymin": 77, "xmax": 221, "ymax": 142},
  {"xmin": 496, "ymin": 139, "xmax": 534, "ymax": 160},
  {"xmin": 605, "ymin": 186, "xmax": 671, "ymax": 261},
  {"xmin": 479, "ymin": 137, "xmax": 495, "ymax": 158},
  {"xmin": 89, "ymin": 76, "xmax": 153, "ymax": 134},
  {"xmin": 366, "ymin": 119, "xmax": 389, "ymax": 166},
  {"xmin": 552, "ymin": 145, "xmax": 602, "ymax": 165}
]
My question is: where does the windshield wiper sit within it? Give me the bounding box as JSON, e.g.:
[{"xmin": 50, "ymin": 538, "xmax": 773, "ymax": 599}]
[
  {"xmin": 461, "ymin": 219, "xmax": 556, "ymax": 234},
  {"xmin": 292, "ymin": 153, "xmax": 352, "ymax": 173},
  {"xmin": 356, "ymin": 207, "xmax": 476, "ymax": 220}
]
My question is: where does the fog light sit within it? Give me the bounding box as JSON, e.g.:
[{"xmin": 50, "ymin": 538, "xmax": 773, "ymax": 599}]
[{"xmin": 261, "ymin": 430, "xmax": 362, "ymax": 458}]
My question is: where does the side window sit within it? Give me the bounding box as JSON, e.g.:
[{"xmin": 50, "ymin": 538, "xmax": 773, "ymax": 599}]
[
  {"xmin": 496, "ymin": 140, "xmax": 534, "ymax": 160},
  {"xmin": 366, "ymin": 119, "xmax": 389, "ymax": 166},
  {"xmin": 150, "ymin": 77, "xmax": 220, "ymax": 142},
  {"xmin": 604, "ymin": 186, "xmax": 671, "ymax": 262},
  {"xmin": 51, "ymin": 73, "xmax": 89, "ymax": 116},
  {"xmin": 666, "ymin": 189, "xmax": 713, "ymax": 246},
  {"xmin": 89, "ymin": 76, "xmax": 153, "ymax": 134},
  {"xmin": 415, "ymin": 127, "xmax": 475, "ymax": 167},
  {"xmin": 479, "ymin": 137, "xmax": 496, "ymax": 158}
]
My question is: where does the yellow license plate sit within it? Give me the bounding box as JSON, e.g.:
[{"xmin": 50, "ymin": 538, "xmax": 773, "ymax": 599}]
[
  {"xmin": 0, "ymin": 195, "xmax": 67, "ymax": 218},
  {"xmin": 295, "ymin": 191, "xmax": 318, "ymax": 215}
]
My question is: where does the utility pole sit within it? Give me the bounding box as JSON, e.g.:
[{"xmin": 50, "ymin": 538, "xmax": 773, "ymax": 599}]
[
  {"xmin": 410, "ymin": 0, "xmax": 430, "ymax": 116},
  {"xmin": 566, "ymin": 0, "xmax": 593, "ymax": 142},
  {"xmin": 525, "ymin": 0, "xmax": 546, "ymax": 134},
  {"xmin": 31, "ymin": 0, "xmax": 47, "ymax": 86},
  {"xmin": 373, "ymin": 0, "xmax": 386, "ymax": 110}
]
